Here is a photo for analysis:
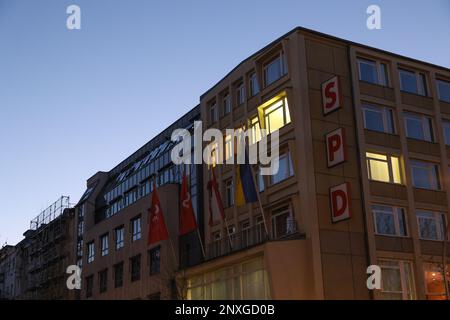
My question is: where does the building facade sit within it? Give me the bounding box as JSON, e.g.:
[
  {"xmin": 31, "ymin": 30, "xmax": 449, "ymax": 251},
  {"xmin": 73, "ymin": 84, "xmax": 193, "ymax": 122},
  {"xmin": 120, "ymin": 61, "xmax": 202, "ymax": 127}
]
[{"xmin": 177, "ymin": 27, "xmax": 450, "ymax": 300}]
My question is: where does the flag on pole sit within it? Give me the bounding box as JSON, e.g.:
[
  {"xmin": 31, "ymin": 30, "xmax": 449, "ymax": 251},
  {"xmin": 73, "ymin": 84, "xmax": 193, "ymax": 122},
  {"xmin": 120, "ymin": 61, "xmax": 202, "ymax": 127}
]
[
  {"xmin": 148, "ymin": 182, "xmax": 169, "ymax": 246},
  {"xmin": 235, "ymin": 151, "xmax": 258, "ymax": 206},
  {"xmin": 179, "ymin": 173, "xmax": 198, "ymax": 235},
  {"xmin": 208, "ymin": 168, "xmax": 225, "ymax": 226}
]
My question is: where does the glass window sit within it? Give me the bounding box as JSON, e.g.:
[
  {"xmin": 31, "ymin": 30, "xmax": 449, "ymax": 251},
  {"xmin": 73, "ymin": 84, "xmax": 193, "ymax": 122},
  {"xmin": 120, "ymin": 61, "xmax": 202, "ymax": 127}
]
[
  {"xmin": 98, "ymin": 269, "xmax": 107, "ymax": 293},
  {"xmin": 131, "ymin": 216, "xmax": 141, "ymax": 241},
  {"xmin": 443, "ymin": 121, "xmax": 450, "ymax": 146},
  {"xmin": 437, "ymin": 80, "xmax": 450, "ymax": 103},
  {"xmin": 358, "ymin": 58, "xmax": 389, "ymax": 86},
  {"xmin": 237, "ymin": 83, "xmax": 245, "ymax": 105},
  {"xmin": 130, "ymin": 254, "xmax": 141, "ymax": 282},
  {"xmin": 416, "ymin": 211, "xmax": 446, "ymax": 241},
  {"xmin": 249, "ymin": 116, "xmax": 261, "ymax": 145},
  {"xmin": 114, "ymin": 262, "xmax": 124, "ymax": 288},
  {"xmin": 115, "ymin": 226, "xmax": 124, "ymax": 250},
  {"xmin": 263, "ymin": 53, "xmax": 287, "ymax": 87},
  {"xmin": 423, "ymin": 263, "xmax": 450, "ymax": 300},
  {"xmin": 100, "ymin": 234, "xmax": 109, "ymax": 257},
  {"xmin": 362, "ymin": 104, "xmax": 395, "ymax": 134},
  {"xmin": 410, "ymin": 160, "xmax": 440, "ymax": 190},
  {"xmin": 399, "ymin": 69, "xmax": 427, "ymax": 96},
  {"xmin": 85, "ymin": 275, "xmax": 94, "ymax": 298},
  {"xmin": 366, "ymin": 152, "xmax": 402, "ymax": 184},
  {"xmin": 224, "ymin": 134, "xmax": 232, "ymax": 160},
  {"xmin": 262, "ymin": 97, "xmax": 291, "ymax": 134},
  {"xmin": 271, "ymin": 206, "xmax": 295, "ymax": 238},
  {"xmin": 404, "ymin": 112, "xmax": 433, "ymax": 142},
  {"xmin": 87, "ymin": 241, "xmax": 95, "ymax": 264},
  {"xmin": 224, "ymin": 179, "xmax": 234, "ymax": 207},
  {"xmin": 379, "ymin": 260, "xmax": 416, "ymax": 300},
  {"xmin": 210, "ymin": 103, "xmax": 218, "ymax": 123},
  {"xmin": 257, "ymin": 167, "xmax": 265, "ymax": 192},
  {"xmin": 372, "ymin": 205, "xmax": 408, "ymax": 236},
  {"xmin": 249, "ymin": 72, "xmax": 259, "ymax": 96},
  {"xmin": 149, "ymin": 246, "xmax": 161, "ymax": 275},
  {"xmin": 270, "ymin": 152, "xmax": 294, "ymax": 185},
  {"xmin": 223, "ymin": 94, "xmax": 231, "ymax": 115}
]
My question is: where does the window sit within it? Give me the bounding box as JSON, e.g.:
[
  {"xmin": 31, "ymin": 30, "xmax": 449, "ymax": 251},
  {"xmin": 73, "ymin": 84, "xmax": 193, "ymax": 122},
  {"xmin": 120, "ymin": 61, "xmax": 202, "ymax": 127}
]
[
  {"xmin": 437, "ymin": 80, "xmax": 450, "ymax": 103},
  {"xmin": 262, "ymin": 96, "xmax": 291, "ymax": 134},
  {"xmin": 423, "ymin": 263, "xmax": 450, "ymax": 300},
  {"xmin": 404, "ymin": 112, "xmax": 433, "ymax": 142},
  {"xmin": 130, "ymin": 254, "xmax": 141, "ymax": 282},
  {"xmin": 237, "ymin": 83, "xmax": 245, "ymax": 105},
  {"xmin": 114, "ymin": 262, "xmax": 124, "ymax": 288},
  {"xmin": 271, "ymin": 206, "xmax": 295, "ymax": 238},
  {"xmin": 366, "ymin": 152, "xmax": 402, "ymax": 184},
  {"xmin": 85, "ymin": 275, "xmax": 94, "ymax": 298},
  {"xmin": 249, "ymin": 72, "xmax": 259, "ymax": 96},
  {"xmin": 100, "ymin": 234, "xmax": 109, "ymax": 256},
  {"xmin": 399, "ymin": 69, "xmax": 427, "ymax": 96},
  {"xmin": 255, "ymin": 216, "xmax": 265, "ymax": 244},
  {"xmin": 223, "ymin": 94, "xmax": 231, "ymax": 115},
  {"xmin": 372, "ymin": 205, "xmax": 408, "ymax": 236},
  {"xmin": 270, "ymin": 152, "xmax": 294, "ymax": 185},
  {"xmin": 379, "ymin": 260, "xmax": 415, "ymax": 300},
  {"xmin": 357, "ymin": 58, "xmax": 388, "ymax": 86},
  {"xmin": 212, "ymin": 231, "xmax": 221, "ymax": 257},
  {"xmin": 263, "ymin": 53, "xmax": 287, "ymax": 87},
  {"xmin": 87, "ymin": 241, "xmax": 95, "ymax": 263},
  {"xmin": 131, "ymin": 216, "xmax": 141, "ymax": 241},
  {"xmin": 241, "ymin": 220, "xmax": 251, "ymax": 248},
  {"xmin": 224, "ymin": 134, "xmax": 232, "ymax": 160},
  {"xmin": 76, "ymin": 240, "xmax": 83, "ymax": 257},
  {"xmin": 115, "ymin": 226, "xmax": 124, "ymax": 250},
  {"xmin": 249, "ymin": 116, "xmax": 261, "ymax": 145},
  {"xmin": 98, "ymin": 269, "xmax": 107, "ymax": 293},
  {"xmin": 362, "ymin": 104, "xmax": 395, "ymax": 134},
  {"xmin": 410, "ymin": 160, "xmax": 440, "ymax": 190},
  {"xmin": 416, "ymin": 211, "xmax": 446, "ymax": 241},
  {"xmin": 442, "ymin": 121, "xmax": 450, "ymax": 146},
  {"xmin": 77, "ymin": 220, "xmax": 84, "ymax": 237},
  {"xmin": 256, "ymin": 167, "xmax": 265, "ymax": 192},
  {"xmin": 149, "ymin": 246, "xmax": 161, "ymax": 275},
  {"xmin": 210, "ymin": 102, "xmax": 218, "ymax": 123},
  {"xmin": 224, "ymin": 179, "xmax": 234, "ymax": 207}
]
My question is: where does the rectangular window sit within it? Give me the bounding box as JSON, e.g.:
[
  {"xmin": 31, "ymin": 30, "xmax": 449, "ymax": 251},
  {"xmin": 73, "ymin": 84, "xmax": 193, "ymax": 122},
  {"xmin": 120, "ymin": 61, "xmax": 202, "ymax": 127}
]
[
  {"xmin": 249, "ymin": 72, "xmax": 259, "ymax": 96},
  {"xmin": 357, "ymin": 58, "xmax": 389, "ymax": 86},
  {"xmin": 98, "ymin": 269, "xmax": 107, "ymax": 293},
  {"xmin": 262, "ymin": 96, "xmax": 291, "ymax": 134},
  {"xmin": 85, "ymin": 275, "xmax": 94, "ymax": 298},
  {"xmin": 100, "ymin": 234, "xmax": 109, "ymax": 257},
  {"xmin": 379, "ymin": 260, "xmax": 416, "ymax": 300},
  {"xmin": 263, "ymin": 53, "xmax": 287, "ymax": 87},
  {"xmin": 224, "ymin": 134, "xmax": 233, "ymax": 160},
  {"xmin": 404, "ymin": 112, "xmax": 433, "ymax": 142},
  {"xmin": 115, "ymin": 226, "xmax": 124, "ymax": 250},
  {"xmin": 257, "ymin": 167, "xmax": 265, "ymax": 192},
  {"xmin": 149, "ymin": 246, "xmax": 161, "ymax": 275},
  {"xmin": 224, "ymin": 178, "xmax": 234, "ymax": 207},
  {"xmin": 410, "ymin": 160, "xmax": 440, "ymax": 190},
  {"xmin": 210, "ymin": 103, "xmax": 218, "ymax": 123},
  {"xmin": 423, "ymin": 263, "xmax": 450, "ymax": 300},
  {"xmin": 114, "ymin": 262, "xmax": 124, "ymax": 288},
  {"xmin": 270, "ymin": 152, "xmax": 294, "ymax": 185},
  {"xmin": 271, "ymin": 206, "xmax": 295, "ymax": 238},
  {"xmin": 416, "ymin": 211, "xmax": 446, "ymax": 241},
  {"xmin": 130, "ymin": 254, "xmax": 141, "ymax": 282},
  {"xmin": 442, "ymin": 121, "xmax": 450, "ymax": 146},
  {"xmin": 249, "ymin": 116, "xmax": 261, "ymax": 145},
  {"xmin": 399, "ymin": 69, "xmax": 427, "ymax": 96},
  {"xmin": 87, "ymin": 241, "xmax": 95, "ymax": 263},
  {"xmin": 437, "ymin": 79, "xmax": 450, "ymax": 103},
  {"xmin": 237, "ymin": 83, "xmax": 245, "ymax": 105},
  {"xmin": 241, "ymin": 220, "xmax": 251, "ymax": 248},
  {"xmin": 366, "ymin": 152, "xmax": 402, "ymax": 184},
  {"xmin": 372, "ymin": 205, "xmax": 408, "ymax": 236},
  {"xmin": 223, "ymin": 94, "xmax": 231, "ymax": 115},
  {"xmin": 362, "ymin": 104, "xmax": 395, "ymax": 134},
  {"xmin": 131, "ymin": 216, "xmax": 141, "ymax": 241}
]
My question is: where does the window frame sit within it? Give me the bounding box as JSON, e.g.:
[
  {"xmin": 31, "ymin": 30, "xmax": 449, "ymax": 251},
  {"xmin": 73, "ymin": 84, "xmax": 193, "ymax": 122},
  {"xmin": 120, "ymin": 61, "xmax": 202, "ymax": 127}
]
[
  {"xmin": 87, "ymin": 241, "xmax": 95, "ymax": 264},
  {"xmin": 263, "ymin": 52, "xmax": 287, "ymax": 87},
  {"xmin": 262, "ymin": 96, "xmax": 291, "ymax": 134},
  {"xmin": 131, "ymin": 216, "xmax": 142, "ymax": 242},
  {"xmin": 270, "ymin": 151, "xmax": 294, "ymax": 185},
  {"xmin": 372, "ymin": 204, "xmax": 408, "ymax": 237},
  {"xmin": 249, "ymin": 72, "xmax": 259, "ymax": 96},
  {"xmin": 379, "ymin": 260, "xmax": 416, "ymax": 300},
  {"xmin": 437, "ymin": 79, "xmax": 450, "ymax": 103},
  {"xmin": 366, "ymin": 152, "xmax": 402, "ymax": 184},
  {"xmin": 362, "ymin": 104, "xmax": 395, "ymax": 134},
  {"xmin": 403, "ymin": 112, "xmax": 434, "ymax": 142},
  {"xmin": 223, "ymin": 93, "xmax": 231, "ymax": 115},
  {"xmin": 114, "ymin": 262, "xmax": 124, "ymax": 288},
  {"xmin": 149, "ymin": 246, "xmax": 161, "ymax": 276},
  {"xmin": 416, "ymin": 210, "xmax": 446, "ymax": 241},
  {"xmin": 100, "ymin": 233, "xmax": 109, "ymax": 257},
  {"xmin": 399, "ymin": 68, "xmax": 428, "ymax": 96},
  {"xmin": 115, "ymin": 226, "xmax": 125, "ymax": 250},
  {"xmin": 410, "ymin": 160, "xmax": 441, "ymax": 190},
  {"xmin": 357, "ymin": 58, "xmax": 389, "ymax": 86},
  {"xmin": 224, "ymin": 178, "xmax": 234, "ymax": 208}
]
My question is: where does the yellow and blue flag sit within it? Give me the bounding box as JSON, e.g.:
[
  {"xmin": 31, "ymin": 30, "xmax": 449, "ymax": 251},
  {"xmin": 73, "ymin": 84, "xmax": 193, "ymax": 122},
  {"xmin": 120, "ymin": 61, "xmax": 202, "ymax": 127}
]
[{"xmin": 235, "ymin": 153, "xmax": 258, "ymax": 206}]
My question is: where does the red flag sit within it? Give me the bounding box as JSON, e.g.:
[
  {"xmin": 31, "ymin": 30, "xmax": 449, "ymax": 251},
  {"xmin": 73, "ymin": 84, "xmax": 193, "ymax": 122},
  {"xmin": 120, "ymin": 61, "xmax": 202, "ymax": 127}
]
[
  {"xmin": 208, "ymin": 168, "xmax": 225, "ymax": 226},
  {"xmin": 148, "ymin": 182, "xmax": 169, "ymax": 245},
  {"xmin": 179, "ymin": 173, "xmax": 198, "ymax": 235}
]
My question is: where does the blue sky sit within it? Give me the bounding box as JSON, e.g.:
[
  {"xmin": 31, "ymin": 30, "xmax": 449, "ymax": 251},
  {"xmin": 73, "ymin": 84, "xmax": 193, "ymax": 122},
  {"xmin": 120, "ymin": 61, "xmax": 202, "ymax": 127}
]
[{"xmin": 0, "ymin": 0, "xmax": 449, "ymax": 245}]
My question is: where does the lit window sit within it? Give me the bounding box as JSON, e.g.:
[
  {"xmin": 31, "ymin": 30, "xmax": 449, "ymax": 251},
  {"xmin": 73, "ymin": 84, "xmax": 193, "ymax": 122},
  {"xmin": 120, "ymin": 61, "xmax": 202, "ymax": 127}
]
[
  {"xmin": 416, "ymin": 211, "xmax": 446, "ymax": 241},
  {"xmin": 249, "ymin": 72, "xmax": 259, "ymax": 96},
  {"xmin": 224, "ymin": 134, "xmax": 233, "ymax": 160},
  {"xmin": 362, "ymin": 104, "xmax": 395, "ymax": 134},
  {"xmin": 437, "ymin": 80, "xmax": 450, "ymax": 103},
  {"xmin": 372, "ymin": 205, "xmax": 407, "ymax": 236},
  {"xmin": 100, "ymin": 234, "xmax": 109, "ymax": 256},
  {"xmin": 270, "ymin": 152, "xmax": 294, "ymax": 185},
  {"xmin": 223, "ymin": 94, "xmax": 231, "ymax": 115},
  {"xmin": 410, "ymin": 160, "xmax": 440, "ymax": 190},
  {"xmin": 236, "ymin": 83, "xmax": 245, "ymax": 105},
  {"xmin": 442, "ymin": 121, "xmax": 450, "ymax": 146},
  {"xmin": 379, "ymin": 260, "xmax": 416, "ymax": 300},
  {"xmin": 249, "ymin": 116, "xmax": 261, "ymax": 144},
  {"xmin": 423, "ymin": 263, "xmax": 450, "ymax": 300},
  {"xmin": 87, "ymin": 241, "xmax": 95, "ymax": 263},
  {"xmin": 263, "ymin": 53, "xmax": 287, "ymax": 87},
  {"xmin": 366, "ymin": 152, "xmax": 402, "ymax": 184},
  {"xmin": 404, "ymin": 112, "xmax": 434, "ymax": 142},
  {"xmin": 358, "ymin": 58, "xmax": 389, "ymax": 86},
  {"xmin": 399, "ymin": 69, "xmax": 427, "ymax": 96},
  {"xmin": 115, "ymin": 226, "xmax": 124, "ymax": 250},
  {"xmin": 210, "ymin": 102, "xmax": 218, "ymax": 123},
  {"xmin": 131, "ymin": 216, "xmax": 141, "ymax": 242},
  {"xmin": 262, "ymin": 96, "xmax": 291, "ymax": 134}
]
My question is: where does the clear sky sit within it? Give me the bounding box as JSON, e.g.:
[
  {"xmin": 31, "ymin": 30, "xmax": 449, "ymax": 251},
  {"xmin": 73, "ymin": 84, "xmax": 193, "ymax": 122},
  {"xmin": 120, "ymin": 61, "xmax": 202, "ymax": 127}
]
[{"xmin": 0, "ymin": 0, "xmax": 449, "ymax": 245}]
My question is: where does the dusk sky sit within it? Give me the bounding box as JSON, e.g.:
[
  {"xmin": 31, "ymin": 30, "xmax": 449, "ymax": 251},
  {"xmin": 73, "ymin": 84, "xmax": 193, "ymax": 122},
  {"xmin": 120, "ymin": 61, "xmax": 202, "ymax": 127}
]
[{"xmin": 0, "ymin": 0, "xmax": 449, "ymax": 245}]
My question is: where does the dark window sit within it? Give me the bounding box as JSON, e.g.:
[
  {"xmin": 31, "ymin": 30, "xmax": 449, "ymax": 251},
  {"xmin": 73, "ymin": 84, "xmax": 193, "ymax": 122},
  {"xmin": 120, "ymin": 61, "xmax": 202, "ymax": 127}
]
[
  {"xmin": 438, "ymin": 80, "xmax": 450, "ymax": 103},
  {"xmin": 263, "ymin": 53, "xmax": 287, "ymax": 87},
  {"xmin": 131, "ymin": 216, "xmax": 141, "ymax": 241},
  {"xmin": 114, "ymin": 262, "xmax": 124, "ymax": 288},
  {"xmin": 130, "ymin": 254, "xmax": 141, "ymax": 282},
  {"xmin": 85, "ymin": 275, "xmax": 94, "ymax": 298},
  {"xmin": 149, "ymin": 246, "xmax": 161, "ymax": 275},
  {"xmin": 98, "ymin": 269, "xmax": 107, "ymax": 293}
]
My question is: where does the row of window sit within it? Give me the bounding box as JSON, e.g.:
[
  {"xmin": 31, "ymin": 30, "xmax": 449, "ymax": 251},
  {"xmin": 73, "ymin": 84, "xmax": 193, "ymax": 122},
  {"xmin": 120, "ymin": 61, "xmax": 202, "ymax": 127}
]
[
  {"xmin": 379, "ymin": 260, "xmax": 449, "ymax": 300},
  {"xmin": 372, "ymin": 203, "xmax": 447, "ymax": 241},
  {"xmin": 362, "ymin": 102, "xmax": 450, "ymax": 145},
  {"xmin": 210, "ymin": 53, "xmax": 288, "ymax": 124},
  {"xmin": 358, "ymin": 57, "xmax": 450, "ymax": 102},
  {"xmin": 366, "ymin": 151, "xmax": 445, "ymax": 191},
  {"xmin": 85, "ymin": 248, "xmax": 160, "ymax": 297}
]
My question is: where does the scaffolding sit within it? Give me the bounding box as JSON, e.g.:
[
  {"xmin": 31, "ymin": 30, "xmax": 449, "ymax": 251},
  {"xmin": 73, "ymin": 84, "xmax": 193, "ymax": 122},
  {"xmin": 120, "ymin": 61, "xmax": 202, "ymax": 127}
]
[{"xmin": 30, "ymin": 196, "xmax": 71, "ymax": 230}]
